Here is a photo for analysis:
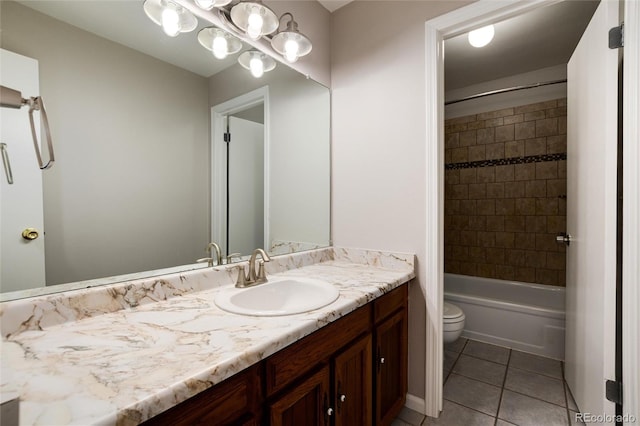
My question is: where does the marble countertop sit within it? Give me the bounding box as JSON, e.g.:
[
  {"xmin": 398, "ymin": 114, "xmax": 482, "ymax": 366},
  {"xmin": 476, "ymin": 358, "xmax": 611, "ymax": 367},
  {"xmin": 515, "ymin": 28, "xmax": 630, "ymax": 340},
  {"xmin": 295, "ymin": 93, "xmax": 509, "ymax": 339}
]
[{"xmin": 0, "ymin": 248, "xmax": 415, "ymax": 426}]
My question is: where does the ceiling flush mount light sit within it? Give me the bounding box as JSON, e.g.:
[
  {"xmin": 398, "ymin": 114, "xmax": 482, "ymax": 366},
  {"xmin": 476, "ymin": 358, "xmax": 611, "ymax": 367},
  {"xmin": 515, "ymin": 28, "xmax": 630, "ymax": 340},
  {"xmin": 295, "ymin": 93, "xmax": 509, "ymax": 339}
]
[
  {"xmin": 270, "ymin": 13, "xmax": 312, "ymax": 63},
  {"xmin": 468, "ymin": 25, "xmax": 495, "ymax": 48},
  {"xmin": 238, "ymin": 50, "xmax": 276, "ymax": 78},
  {"xmin": 230, "ymin": 0, "xmax": 279, "ymax": 41},
  {"xmin": 143, "ymin": 0, "xmax": 198, "ymax": 37},
  {"xmin": 198, "ymin": 27, "xmax": 242, "ymax": 59},
  {"xmin": 194, "ymin": 0, "xmax": 231, "ymax": 11}
]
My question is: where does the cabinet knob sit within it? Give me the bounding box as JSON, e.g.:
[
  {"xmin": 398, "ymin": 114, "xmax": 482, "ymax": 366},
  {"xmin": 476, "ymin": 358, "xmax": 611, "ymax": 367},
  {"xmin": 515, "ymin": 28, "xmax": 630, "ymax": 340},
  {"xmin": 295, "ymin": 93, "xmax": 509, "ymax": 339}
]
[
  {"xmin": 380, "ymin": 357, "xmax": 385, "ymax": 364},
  {"xmin": 22, "ymin": 228, "xmax": 39, "ymax": 240},
  {"xmin": 340, "ymin": 394, "xmax": 346, "ymax": 402},
  {"xmin": 327, "ymin": 408, "xmax": 334, "ymax": 416}
]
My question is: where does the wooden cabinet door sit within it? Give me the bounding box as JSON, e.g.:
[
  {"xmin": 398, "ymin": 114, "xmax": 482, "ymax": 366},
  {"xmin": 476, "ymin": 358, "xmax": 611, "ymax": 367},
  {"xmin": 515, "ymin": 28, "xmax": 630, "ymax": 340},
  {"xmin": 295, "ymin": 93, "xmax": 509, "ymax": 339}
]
[
  {"xmin": 334, "ymin": 334, "xmax": 372, "ymax": 426},
  {"xmin": 269, "ymin": 366, "xmax": 331, "ymax": 426},
  {"xmin": 375, "ymin": 309, "xmax": 408, "ymax": 426}
]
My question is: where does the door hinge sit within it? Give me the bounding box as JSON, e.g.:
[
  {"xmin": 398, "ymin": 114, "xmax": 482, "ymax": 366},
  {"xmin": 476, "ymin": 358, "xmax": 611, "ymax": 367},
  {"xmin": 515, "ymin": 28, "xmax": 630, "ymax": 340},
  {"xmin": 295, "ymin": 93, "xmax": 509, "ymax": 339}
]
[
  {"xmin": 605, "ymin": 379, "xmax": 623, "ymax": 405},
  {"xmin": 224, "ymin": 132, "xmax": 231, "ymax": 143},
  {"xmin": 609, "ymin": 23, "xmax": 624, "ymax": 49}
]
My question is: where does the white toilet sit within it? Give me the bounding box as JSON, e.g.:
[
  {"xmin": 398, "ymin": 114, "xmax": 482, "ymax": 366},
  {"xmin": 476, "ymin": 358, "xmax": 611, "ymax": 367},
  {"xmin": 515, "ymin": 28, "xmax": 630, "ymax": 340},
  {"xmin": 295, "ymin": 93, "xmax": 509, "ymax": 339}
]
[{"xmin": 443, "ymin": 302, "xmax": 465, "ymax": 343}]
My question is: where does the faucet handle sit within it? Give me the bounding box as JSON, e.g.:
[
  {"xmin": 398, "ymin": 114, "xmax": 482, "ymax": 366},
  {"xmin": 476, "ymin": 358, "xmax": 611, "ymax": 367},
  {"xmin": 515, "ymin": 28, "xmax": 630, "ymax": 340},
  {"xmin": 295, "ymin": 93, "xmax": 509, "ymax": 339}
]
[
  {"xmin": 226, "ymin": 253, "xmax": 242, "ymax": 264},
  {"xmin": 196, "ymin": 257, "xmax": 214, "ymax": 267},
  {"xmin": 256, "ymin": 260, "xmax": 268, "ymax": 283},
  {"xmin": 235, "ymin": 265, "xmax": 248, "ymax": 287}
]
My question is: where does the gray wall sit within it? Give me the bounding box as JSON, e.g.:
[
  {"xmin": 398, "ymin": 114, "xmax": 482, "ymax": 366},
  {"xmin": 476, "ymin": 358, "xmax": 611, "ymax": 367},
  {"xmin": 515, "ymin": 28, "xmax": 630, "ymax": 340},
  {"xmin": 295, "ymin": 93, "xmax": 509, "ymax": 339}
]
[
  {"xmin": 331, "ymin": 0, "xmax": 473, "ymax": 402},
  {"xmin": 1, "ymin": 2, "xmax": 210, "ymax": 285}
]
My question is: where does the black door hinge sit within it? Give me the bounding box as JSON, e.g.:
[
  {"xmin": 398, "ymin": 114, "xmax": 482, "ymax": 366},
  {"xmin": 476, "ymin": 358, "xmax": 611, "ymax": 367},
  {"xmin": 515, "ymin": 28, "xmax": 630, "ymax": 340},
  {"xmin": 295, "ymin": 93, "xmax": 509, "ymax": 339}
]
[
  {"xmin": 609, "ymin": 23, "xmax": 624, "ymax": 49},
  {"xmin": 606, "ymin": 379, "xmax": 623, "ymax": 405},
  {"xmin": 224, "ymin": 132, "xmax": 231, "ymax": 143}
]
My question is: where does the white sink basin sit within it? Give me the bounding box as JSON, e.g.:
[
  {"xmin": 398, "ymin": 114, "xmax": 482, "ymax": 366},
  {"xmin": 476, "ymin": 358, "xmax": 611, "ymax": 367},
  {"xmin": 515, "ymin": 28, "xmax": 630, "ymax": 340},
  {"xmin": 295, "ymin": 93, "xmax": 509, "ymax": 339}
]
[{"xmin": 214, "ymin": 277, "xmax": 339, "ymax": 316}]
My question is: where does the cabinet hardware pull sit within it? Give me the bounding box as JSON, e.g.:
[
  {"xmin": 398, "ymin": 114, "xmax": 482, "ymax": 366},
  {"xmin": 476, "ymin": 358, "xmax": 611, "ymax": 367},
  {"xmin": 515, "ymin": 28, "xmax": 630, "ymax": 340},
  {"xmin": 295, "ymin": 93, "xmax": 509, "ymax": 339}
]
[
  {"xmin": 327, "ymin": 408, "xmax": 334, "ymax": 416},
  {"xmin": 380, "ymin": 357, "xmax": 386, "ymax": 364},
  {"xmin": 340, "ymin": 394, "xmax": 346, "ymax": 402}
]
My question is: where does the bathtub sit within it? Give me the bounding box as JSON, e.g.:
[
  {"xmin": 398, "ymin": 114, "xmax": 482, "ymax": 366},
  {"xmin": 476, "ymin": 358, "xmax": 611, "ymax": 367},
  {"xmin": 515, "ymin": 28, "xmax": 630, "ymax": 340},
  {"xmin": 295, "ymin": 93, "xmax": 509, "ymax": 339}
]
[{"xmin": 444, "ymin": 273, "xmax": 566, "ymax": 360}]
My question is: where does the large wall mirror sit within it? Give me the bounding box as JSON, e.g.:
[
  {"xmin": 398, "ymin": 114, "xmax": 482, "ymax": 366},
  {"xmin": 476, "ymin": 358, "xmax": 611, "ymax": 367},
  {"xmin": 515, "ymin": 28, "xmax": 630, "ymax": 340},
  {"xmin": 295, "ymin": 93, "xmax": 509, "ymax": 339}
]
[{"xmin": 0, "ymin": 0, "xmax": 330, "ymax": 300}]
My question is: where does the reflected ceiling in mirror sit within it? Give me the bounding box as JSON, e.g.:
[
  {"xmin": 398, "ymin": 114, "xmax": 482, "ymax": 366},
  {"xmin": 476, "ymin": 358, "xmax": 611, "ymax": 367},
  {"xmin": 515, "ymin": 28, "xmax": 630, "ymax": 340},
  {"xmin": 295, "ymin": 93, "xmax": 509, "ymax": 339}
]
[{"xmin": 0, "ymin": 0, "xmax": 330, "ymax": 301}]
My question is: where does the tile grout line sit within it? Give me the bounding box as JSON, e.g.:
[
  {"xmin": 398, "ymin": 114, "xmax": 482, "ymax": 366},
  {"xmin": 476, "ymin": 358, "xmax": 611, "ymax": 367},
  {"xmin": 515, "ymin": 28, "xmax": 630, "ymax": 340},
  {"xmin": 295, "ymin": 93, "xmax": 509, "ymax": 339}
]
[
  {"xmin": 561, "ymin": 360, "xmax": 572, "ymax": 425},
  {"xmin": 494, "ymin": 348, "xmax": 512, "ymax": 425}
]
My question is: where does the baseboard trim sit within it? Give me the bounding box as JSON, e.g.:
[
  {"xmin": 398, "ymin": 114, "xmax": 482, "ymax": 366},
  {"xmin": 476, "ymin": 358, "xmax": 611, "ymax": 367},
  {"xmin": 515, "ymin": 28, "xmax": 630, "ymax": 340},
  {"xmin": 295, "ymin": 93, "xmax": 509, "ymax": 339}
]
[{"xmin": 405, "ymin": 393, "xmax": 427, "ymax": 415}]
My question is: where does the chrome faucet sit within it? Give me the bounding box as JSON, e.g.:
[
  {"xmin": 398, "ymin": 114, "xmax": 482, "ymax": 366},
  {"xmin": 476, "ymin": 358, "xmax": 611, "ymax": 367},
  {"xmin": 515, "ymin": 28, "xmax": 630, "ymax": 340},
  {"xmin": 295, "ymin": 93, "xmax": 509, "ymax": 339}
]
[
  {"xmin": 235, "ymin": 248, "xmax": 271, "ymax": 288},
  {"xmin": 197, "ymin": 242, "xmax": 222, "ymax": 267}
]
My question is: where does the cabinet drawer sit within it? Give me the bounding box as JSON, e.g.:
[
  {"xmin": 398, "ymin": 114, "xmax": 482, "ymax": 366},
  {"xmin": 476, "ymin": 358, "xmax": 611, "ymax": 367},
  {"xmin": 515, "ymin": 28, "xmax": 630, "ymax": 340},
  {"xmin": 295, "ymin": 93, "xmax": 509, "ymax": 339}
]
[
  {"xmin": 141, "ymin": 365, "xmax": 260, "ymax": 426},
  {"xmin": 265, "ymin": 304, "xmax": 372, "ymax": 396},
  {"xmin": 374, "ymin": 284, "xmax": 408, "ymax": 324}
]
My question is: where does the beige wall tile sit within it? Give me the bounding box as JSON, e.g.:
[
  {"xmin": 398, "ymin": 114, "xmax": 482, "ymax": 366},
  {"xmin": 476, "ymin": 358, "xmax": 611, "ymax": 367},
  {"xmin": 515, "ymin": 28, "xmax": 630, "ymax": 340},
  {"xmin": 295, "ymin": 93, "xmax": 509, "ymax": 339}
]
[
  {"xmin": 451, "ymin": 245, "xmax": 469, "ymax": 260},
  {"xmin": 536, "ymin": 269, "xmax": 558, "ymax": 285},
  {"xmin": 506, "ymin": 249, "xmax": 527, "ymax": 266},
  {"xmin": 525, "ymin": 251, "xmax": 547, "ymax": 268},
  {"xmin": 486, "ymin": 216, "xmax": 505, "ymax": 231},
  {"xmin": 446, "ymin": 123, "xmax": 469, "ymax": 133},
  {"xmin": 477, "ymin": 167, "xmax": 496, "ymax": 183},
  {"xmin": 477, "ymin": 128, "xmax": 495, "ymax": 145},
  {"xmin": 558, "ymin": 116, "xmax": 567, "ymax": 135},
  {"xmin": 536, "ymin": 233, "xmax": 559, "ymax": 251},
  {"xmin": 451, "ymin": 147, "xmax": 468, "ymax": 163},
  {"xmin": 547, "ymin": 216, "xmax": 566, "ymax": 233},
  {"xmin": 496, "ymin": 199, "xmax": 515, "ymax": 215},
  {"xmin": 495, "ymin": 124, "xmax": 515, "ymax": 142},
  {"xmin": 446, "ymin": 132, "xmax": 460, "ymax": 149},
  {"xmin": 460, "ymin": 200, "xmax": 477, "ymax": 215},
  {"xmin": 515, "ymin": 163, "xmax": 536, "ymax": 181},
  {"xmin": 469, "ymin": 216, "xmax": 487, "ymax": 231},
  {"xmin": 496, "ymin": 265, "xmax": 516, "ymax": 280},
  {"xmin": 525, "ymin": 180, "xmax": 547, "ymax": 197},
  {"xmin": 546, "ymin": 135, "xmax": 567, "ymax": 154},
  {"xmin": 460, "ymin": 168, "xmax": 477, "ymax": 184},
  {"xmin": 526, "ymin": 215, "xmax": 547, "ymax": 233},
  {"xmin": 448, "ymin": 184, "xmax": 469, "ymax": 199},
  {"xmin": 546, "ymin": 106, "xmax": 567, "ymax": 118},
  {"xmin": 476, "ymin": 263, "xmax": 497, "ymax": 278},
  {"xmin": 469, "ymin": 145, "xmax": 486, "ymax": 162},
  {"xmin": 505, "ymin": 141, "xmax": 525, "ymax": 158},
  {"xmin": 446, "ymin": 114, "xmax": 477, "ymax": 125},
  {"xmin": 469, "ymin": 246, "xmax": 486, "ymax": 263},
  {"xmin": 557, "ymin": 98, "xmax": 567, "ymax": 107},
  {"xmin": 468, "ymin": 120, "xmax": 486, "ymax": 130},
  {"xmin": 484, "ymin": 117, "xmax": 504, "ymax": 127},
  {"xmin": 445, "ymin": 148, "xmax": 452, "ymax": 163},
  {"xmin": 515, "ymin": 122, "xmax": 536, "ymax": 140},
  {"xmin": 460, "ymin": 130, "xmax": 477, "ymax": 147},
  {"xmin": 536, "ymin": 162, "xmax": 558, "ymax": 179},
  {"xmin": 495, "ymin": 165, "xmax": 515, "ymax": 182},
  {"xmin": 477, "ymin": 107, "xmax": 514, "ymax": 120},
  {"xmin": 445, "ymin": 199, "xmax": 460, "ymax": 215},
  {"xmin": 525, "ymin": 138, "xmax": 547, "ymax": 156},
  {"xmin": 459, "ymin": 262, "xmax": 477, "ymax": 276},
  {"xmin": 478, "ymin": 231, "xmax": 496, "ymax": 247},
  {"xmin": 547, "ymin": 178, "xmax": 567, "ymax": 197},
  {"xmin": 487, "ymin": 182, "xmax": 505, "ymax": 198},
  {"xmin": 515, "ymin": 198, "xmax": 536, "ymax": 215},
  {"xmin": 495, "ymin": 232, "xmax": 515, "ymax": 249},
  {"xmin": 504, "ymin": 114, "xmax": 524, "ymax": 125},
  {"xmin": 514, "ymin": 232, "xmax": 536, "ymax": 250},
  {"xmin": 524, "ymin": 110, "xmax": 546, "ymax": 121},
  {"xmin": 445, "ymin": 169, "xmax": 460, "ymax": 185},
  {"xmin": 468, "ymin": 183, "xmax": 487, "ymax": 199},
  {"xmin": 486, "ymin": 143, "xmax": 505, "ymax": 160},
  {"xmin": 505, "ymin": 216, "xmax": 526, "ymax": 232},
  {"xmin": 460, "ymin": 230, "xmax": 478, "ymax": 246},
  {"xmin": 558, "ymin": 160, "xmax": 567, "ymax": 178},
  {"xmin": 515, "ymin": 267, "xmax": 536, "ymax": 283},
  {"xmin": 485, "ymin": 247, "xmax": 505, "ymax": 264},
  {"xmin": 536, "ymin": 198, "xmax": 559, "ymax": 215},
  {"xmin": 536, "ymin": 118, "xmax": 559, "ymax": 137},
  {"xmin": 505, "ymin": 181, "xmax": 525, "ymax": 198},
  {"xmin": 514, "ymin": 100, "xmax": 557, "ymax": 114},
  {"xmin": 477, "ymin": 199, "xmax": 496, "ymax": 215}
]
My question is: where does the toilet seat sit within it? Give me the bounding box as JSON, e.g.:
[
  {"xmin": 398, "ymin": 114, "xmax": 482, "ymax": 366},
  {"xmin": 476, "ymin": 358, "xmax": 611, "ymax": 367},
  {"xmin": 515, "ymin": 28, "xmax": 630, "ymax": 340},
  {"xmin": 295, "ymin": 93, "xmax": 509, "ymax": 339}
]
[{"xmin": 444, "ymin": 302, "xmax": 464, "ymax": 321}]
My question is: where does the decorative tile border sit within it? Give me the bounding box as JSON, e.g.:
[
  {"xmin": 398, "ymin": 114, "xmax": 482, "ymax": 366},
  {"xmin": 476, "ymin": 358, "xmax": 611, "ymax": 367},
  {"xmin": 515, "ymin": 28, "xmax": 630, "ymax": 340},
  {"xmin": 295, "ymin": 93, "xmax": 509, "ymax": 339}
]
[{"xmin": 445, "ymin": 153, "xmax": 567, "ymax": 170}]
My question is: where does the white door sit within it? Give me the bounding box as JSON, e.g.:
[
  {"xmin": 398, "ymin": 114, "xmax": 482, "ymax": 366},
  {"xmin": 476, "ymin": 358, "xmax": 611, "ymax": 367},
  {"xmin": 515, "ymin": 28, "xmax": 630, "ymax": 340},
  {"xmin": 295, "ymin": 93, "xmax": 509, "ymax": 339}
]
[
  {"xmin": 0, "ymin": 49, "xmax": 46, "ymax": 293},
  {"xmin": 227, "ymin": 116, "xmax": 264, "ymax": 255},
  {"xmin": 565, "ymin": 0, "xmax": 619, "ymax": 418}
]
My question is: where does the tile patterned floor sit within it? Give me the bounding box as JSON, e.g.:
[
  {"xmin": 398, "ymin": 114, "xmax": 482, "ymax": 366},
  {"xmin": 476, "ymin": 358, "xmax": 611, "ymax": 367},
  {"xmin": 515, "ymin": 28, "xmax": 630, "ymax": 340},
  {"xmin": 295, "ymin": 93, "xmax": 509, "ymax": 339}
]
[{"xmin": 392, "ymin": 339, "xmax": 584, "ymax": 426}]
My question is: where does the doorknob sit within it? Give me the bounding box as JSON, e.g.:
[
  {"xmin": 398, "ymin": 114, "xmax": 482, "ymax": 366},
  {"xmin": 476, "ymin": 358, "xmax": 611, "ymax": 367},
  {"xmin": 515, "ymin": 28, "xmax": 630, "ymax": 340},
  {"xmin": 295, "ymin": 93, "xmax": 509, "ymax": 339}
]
[
  {"xmin": 22, "ymin": 228, "xmax": 39, "ymax": 240},
  {"xmin": 556, "ymin": 233, "xmax": 572, "ymax": 246}
]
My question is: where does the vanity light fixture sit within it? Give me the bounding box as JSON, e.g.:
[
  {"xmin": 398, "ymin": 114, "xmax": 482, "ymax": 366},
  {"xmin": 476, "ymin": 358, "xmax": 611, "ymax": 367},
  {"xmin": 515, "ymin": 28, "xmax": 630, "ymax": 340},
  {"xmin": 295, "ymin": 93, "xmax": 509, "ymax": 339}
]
[
  {"xmin": 143, "ymin": 0, "xmax": 198, "ymax": 37},
  {"xmin": 270, "ymin": 13, "xmax": 312, "ymax": 63},
  {"xmin": 198, "ymin": 27, "xmax": 242, "ymax": 59},
  {"xmin": 194, "ymin": 0, "xmax": 231, "ymax": 11},
  {"xmin": 238, "ymin": 50, "xmax": 276, "ymax": 78},
  {"xmin": 468, "ymin": 25, "xmax": 495, "ymax": 48},
  {"xmin": 230, "ymin": 0, "xmax": 279, "ymax": 41}
]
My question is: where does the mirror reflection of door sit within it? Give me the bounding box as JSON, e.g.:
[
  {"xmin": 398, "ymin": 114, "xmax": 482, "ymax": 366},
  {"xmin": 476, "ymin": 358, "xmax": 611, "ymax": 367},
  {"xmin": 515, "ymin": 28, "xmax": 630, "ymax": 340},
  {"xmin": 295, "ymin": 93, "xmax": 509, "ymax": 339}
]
[{"xmin": 227, "ymin": 107, "xmax": 264, "ymax": 256}]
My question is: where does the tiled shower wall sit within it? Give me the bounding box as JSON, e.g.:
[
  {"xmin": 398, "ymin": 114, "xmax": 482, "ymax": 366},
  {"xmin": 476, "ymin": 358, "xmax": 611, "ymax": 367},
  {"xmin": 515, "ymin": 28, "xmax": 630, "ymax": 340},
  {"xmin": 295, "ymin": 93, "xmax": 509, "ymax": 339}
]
[{"xmin": 444, "ymin": 99, "xmax": 567, "ymax": 286}]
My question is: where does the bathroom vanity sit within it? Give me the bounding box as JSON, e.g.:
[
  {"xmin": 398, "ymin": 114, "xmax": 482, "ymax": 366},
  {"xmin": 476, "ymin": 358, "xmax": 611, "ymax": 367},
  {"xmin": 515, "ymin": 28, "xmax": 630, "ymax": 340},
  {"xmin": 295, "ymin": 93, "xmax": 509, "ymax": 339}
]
[{"xmin": 0, "ymin": 248, "xmax": 414, "ymax": 426}]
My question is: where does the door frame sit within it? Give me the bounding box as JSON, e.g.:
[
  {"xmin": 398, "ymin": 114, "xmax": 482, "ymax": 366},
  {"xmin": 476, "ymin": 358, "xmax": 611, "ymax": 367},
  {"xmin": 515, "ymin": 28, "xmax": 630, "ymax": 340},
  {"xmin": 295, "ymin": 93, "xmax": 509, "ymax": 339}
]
[
  {"xmin": 211, "ymin": 86, "xmax": 270, "ymax": 256},
  {"xmin": 423, "ymin": 0, "xmax": 639, "ymax": 418}
]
